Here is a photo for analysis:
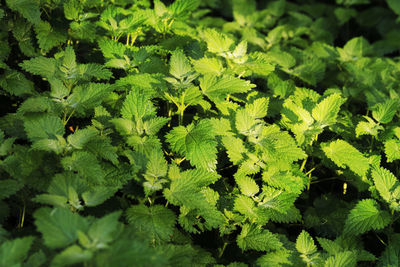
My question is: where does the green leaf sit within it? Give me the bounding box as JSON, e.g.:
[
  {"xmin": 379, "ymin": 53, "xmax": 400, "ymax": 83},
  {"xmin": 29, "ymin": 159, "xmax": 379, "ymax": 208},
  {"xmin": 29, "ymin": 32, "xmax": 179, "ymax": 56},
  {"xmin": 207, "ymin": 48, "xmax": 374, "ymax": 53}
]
[
  {"xmin": 0, "ymin": 236, "xmax": 34, "ymax": 266},
  {"xmin": 20, "ymin": 57, "xmax": 58, "ymax": 78},
  {"xmin": 296, "ymin": 230, "xmax": 317, "ymax": 255},
  {"xmin": 237, "ymin": 224, "xmax": 283, "ymax": 252},
  {"xmin": 343, "ymin": 199, "xmax": 391, "ymax": 236},
  {"xmin": 61, "ymin": 151, "xmax": 104, "ymax": 184},
  {"xmin": 82, "ymin": 187, "xmax": 117, "ymax": 207},
  {"xmin": 67, "ymin": 128, "xmax": 98, "ymax": 149},
  {"xmin": 199, "ymin": 74, "xmax": 255, "ymax": 102},
  {"xmin": 339, "ymin": 37, "xmax": 371, "ymax": 60},
  {"xmin": 256, "ymin": 249, "xmax": 292, "ymax": 267},
  {"xmin": 51, "ymin": 245, "xmax": 92, "ymax": 267},
  {"xmin": 169, "ymin": 49, "xmax": 192, "ymax": 79},
  {"xmin": 384, "ymin": 139, "xmax": 400, "ymax": 163},
  {"xmin": 166, "ymin": 120, "xmax": 218, "ymax": 171},
  {"xmin": 121, "ymin": 88, "xmax": 156, "ymax": 121},
  {"xmin": 126, "ymin": 204, "xmax": 176, "ymax": 243},
  {"xmin": 246, "ymin": 97, "xmax": 269, "ymax": 119},
  {"xmin": 371, "ymin": 166, "xmax": 400, "ymax": 203},
  {"xmin": 34, "ymin": 21, "xmax": 67, "ymax": 53},
  {"xmin": 222, "ymin": 136, "xmax": 247, "ymax": 164},
  {"xmin": 24, "ymin": 114, "xmax": 65, "ymax": 142},
  {"xmin": 0, "ymin": 70, "xmax": 35, "ymax": 96},
  {"xmin": 192, "ymin": 57, "xmax": 224, "ymax": 76},
  {"xmin": 88, "ymin": 211, "xmax": 122, "ymax": 247},
  {"xmin": 202, "ymin": 29, "xmax": 235, "ymax": 54},
  {"xmin": 6, "ymin": 0, "xmax": 41, "ymax": 25},
  {"xmin": 233, "ymin": 195, "xmax": 258, "ymax": 222},
  {"xmin": 67, "ymin": 83, "xmax": 114, "ymax": 115},
  {"xmin": 321, "ymin": 140, "xmax": 369, "ymax": 176},
  {"xmin": 324, "ymin": 251, "xmax": 357, "ymax": 267},
  {"xmin": 236, "ymin": 175, "xmax": 259, "ymax": 197},
  {"xmin": 312, "ymin": 93, "xmax": 345, "ymax": 127},
  {"xmin": 387, "ymin": 0, "xmax": 400, "ymax": 16},
  {"xmin": 378, "ymin": 234, "xmax": 400, "ymax": 267},
  {"xmin": 372, "ymin": 99, "xmax": 399, "ymax": 124},
  {"xmin": 355, "ymin": 117, "xmax": 383, "ymax": 137},
  {"xmin": 0, "ymin": 179, "xmax": 23, "ymax": 199},
  {"xmin": 33, "ymin": 207, "xmax": 89, "ymax": 249}
]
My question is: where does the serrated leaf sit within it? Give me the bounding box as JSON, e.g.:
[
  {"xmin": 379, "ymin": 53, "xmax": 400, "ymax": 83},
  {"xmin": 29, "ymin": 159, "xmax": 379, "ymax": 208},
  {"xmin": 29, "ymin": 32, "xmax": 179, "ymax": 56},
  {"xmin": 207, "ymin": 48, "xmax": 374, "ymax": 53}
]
[
  {"xmin": 166, "ymin": 120, "xmax": 217, "ymax": 171},
  {"xmin": 24, "ymin": 114, "xmax": 65, "ymax": 142},
  {"xmin": 384, "ymin": 139, "xmax": 400, "ymax": 163},
  {"xmin": 121, "ymin": 88, "xmax": 156, "ymax": 121},
  {"xmin": 67, "ymin": 128, "xmax": 98, "ymax": 149},
  {"xmin": 126, "ymin": 204, "xmax": 176, "ymax": 243},
  {"xmin": 324, "ymin": 251, "xmax": 357, "ymax": 267},
  {"xmin": 312, "ymin": 93, "xmax": 345, "ymax": 127},
  {"xmin": 235, "ymin": 175, "xmax": 260, "ymax": 197},
  {"xmin": 34, "ymin": 21, "xmax": 67, "ymax": 53},
  {"xmin": 202, "ymin": 29, "xmax": 235, "ymax": 54},
  {"xmin": 61, "ymin": 151, "xmax": 104, "ymax": 184},
  {"xmin": 0, "ymin": 179, "xmax": 23, "ymax": 199},
  {"xmin": 355, "ymin": 117, "xmax": 383, "ymax": 137},
  {"xmin": 222, "ymin": 136, "xmax": 247, "ymax": 164},
  {"xmin": 372, "ymin": 99, "xmax": 399, "ymax": 124},
  {"xmin": 237, "ymin": 224, "xmax": 283, "ymax": 252},
  {"xmin": 371, "ymin": 166, "xmax": 400, "ymax": 203},
  {"xmin": 6, "ymin": 0, "xmax": 41, "ymax": 24},
  {"xmin": 199, "ymin": 74, "xmax": 255, "ymax": 102},
  {"xmin": 343, "ymin": 199, "xmax": 391, "ymax": 236},
  {"xmin": 256, "ymin": 249, "xmax": 292, "ymax": 267},
  {"xmin": 169, "ymin": 49, "xmax": 192, "ymax": 79},
  {"xmin": 82, "ymin": 186, "xmax": 117, "ymax": 207},
  {"xmin": 192, "ymin": 57, "xmax": 224, "ymax": 76},
  {"xmin": 296, "ymin": 230, "xmax": 317, "ymax": 255},
  {"xmin": 234, "ymin": 195, "xmax": 258, "ymax": 222},
  {"xmin": 378, "ymin": 234, "xmax": 400, "ymax": 267},
  {"xmin": 321, "ymin": 140, "xmax": 369, "ymax": 176},
  {"xmin": 246, "ymin": 97, "xmax": 269, "ymax": 119},
  {"xmin": 0, "ymin": 236, "xmax": 34, "ymax": 266},
  {"xmin": 34, "ymin": 207, "xmax": 89, "ymax": 249},
  {"xmin": 20, "ymin": 57, "xmax": 57, "ymax": 78}
]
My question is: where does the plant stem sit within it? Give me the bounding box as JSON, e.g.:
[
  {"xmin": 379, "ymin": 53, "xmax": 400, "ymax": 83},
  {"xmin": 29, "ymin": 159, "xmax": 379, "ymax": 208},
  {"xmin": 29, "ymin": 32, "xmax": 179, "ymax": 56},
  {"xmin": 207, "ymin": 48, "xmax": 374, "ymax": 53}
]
[{"xmin": 218, "ymin": 242, "xmax": 228, "ymax": 258}]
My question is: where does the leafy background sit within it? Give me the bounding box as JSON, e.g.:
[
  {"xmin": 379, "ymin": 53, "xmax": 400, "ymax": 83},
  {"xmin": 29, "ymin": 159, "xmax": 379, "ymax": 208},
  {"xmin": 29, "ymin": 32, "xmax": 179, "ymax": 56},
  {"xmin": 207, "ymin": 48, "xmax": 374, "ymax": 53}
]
[{"xmin": 1, "ymin": 0, "xmax": 400, "ymax": 266}]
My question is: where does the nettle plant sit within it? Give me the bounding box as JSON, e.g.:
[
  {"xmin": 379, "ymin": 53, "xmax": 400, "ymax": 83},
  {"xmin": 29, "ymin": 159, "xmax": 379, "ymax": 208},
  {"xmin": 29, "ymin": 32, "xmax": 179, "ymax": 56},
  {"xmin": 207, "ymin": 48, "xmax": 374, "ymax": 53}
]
[{"xmin": 1, "ymin": 0, "xmax": 400, "ymax": 266}]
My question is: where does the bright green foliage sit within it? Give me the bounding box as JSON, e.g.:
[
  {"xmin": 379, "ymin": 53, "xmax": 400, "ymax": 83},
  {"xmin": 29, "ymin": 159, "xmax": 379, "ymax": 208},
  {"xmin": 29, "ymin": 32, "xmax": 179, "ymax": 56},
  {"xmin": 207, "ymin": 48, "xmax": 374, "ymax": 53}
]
[
  {"xmin": 321, "ymin": 140, "xmax": 369, "ymax": 176},
  {"xmin": 166, "ymin": 120, "xmax": 217, "ymax": 171},
  {"xmin": 296, "ymin": 230, "xmax": 321, "ymax": 265},
  {"xmin": 1, "ymin": 0, "xmax": 400, "ymax": 265},
  {"xmin": 324, "ymin": 251, "xmax": 357, "ymax": 267},
  {"xmin": 343, "ymin": 199, "xmax": 391, "ymax": 236},
  {"xmin": 126, "ymin": 204, "xmax": 176, "ymax": 244},
  {"xmin": 237, "ymin": 224, "xmax": 283, "ymax": 252}
]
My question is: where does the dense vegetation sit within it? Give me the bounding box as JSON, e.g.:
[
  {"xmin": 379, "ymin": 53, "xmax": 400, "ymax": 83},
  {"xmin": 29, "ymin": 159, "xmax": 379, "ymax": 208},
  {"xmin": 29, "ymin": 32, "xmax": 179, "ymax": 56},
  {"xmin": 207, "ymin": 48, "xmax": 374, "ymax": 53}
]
[{"xmin": 1, "ymin": 0, "xmax": 400, "ymax": 266}]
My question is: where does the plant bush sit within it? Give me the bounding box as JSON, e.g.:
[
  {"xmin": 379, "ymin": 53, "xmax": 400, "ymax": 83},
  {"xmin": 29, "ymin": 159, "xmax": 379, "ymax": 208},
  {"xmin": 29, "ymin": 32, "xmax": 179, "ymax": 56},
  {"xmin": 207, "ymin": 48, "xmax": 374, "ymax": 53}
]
[{"xmin": 1, "ymin": 0, "xmax": 400, "ymax": 266}]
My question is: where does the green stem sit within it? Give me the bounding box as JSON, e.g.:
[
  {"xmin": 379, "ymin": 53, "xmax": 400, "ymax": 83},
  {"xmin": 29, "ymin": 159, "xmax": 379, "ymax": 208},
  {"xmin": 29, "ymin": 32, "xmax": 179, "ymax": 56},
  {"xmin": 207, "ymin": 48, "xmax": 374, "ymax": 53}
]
[{"xmin": 218, "ymin": 242, "xmax": 228, "ymax": 258}]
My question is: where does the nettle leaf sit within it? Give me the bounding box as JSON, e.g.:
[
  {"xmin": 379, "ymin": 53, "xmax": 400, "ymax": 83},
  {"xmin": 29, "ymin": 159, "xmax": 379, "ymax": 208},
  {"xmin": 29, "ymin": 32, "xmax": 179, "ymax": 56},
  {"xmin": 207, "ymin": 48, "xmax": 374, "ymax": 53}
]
[
  {"xmin": 201, "ymin": 28, "xmax": 235, "ymax": 54},
  {"xmin": 256, "ymin": 249, "xmax": 292, "ymax": 267},
  {"xmin": 237, "ymin": 224, "xmax": 283, "ymax": 252},
  {"xmin": 192, "ymin": 57, "xmax": 224, "ymax": 76},
  {"xmin": 88, "ymin": 211, "xmax": 122, "ymax": 248},
  {"xmin": 6, "ymin": 0, "xmax": 41, "ymax": 25},
  {"xmin": 126, "ymin": 204, "xmax": 176, "ymax": 243},
  {"xmin": 20, "ymin": 57, "xmax": 58, "ymax": 78},
  {"xmin": 378, "ymin": 234, "xmax": 400, "ymax": 267},
  {"xmin": 222, "ymin": 136, "xmax": 247, "ymax": 164},
  {"xmin": 166, "ymin": 119, "xmax": 218, "ymax": 171},
  {"xmin": 169, "ymin": 49, "xmax": 192, "ymax": 79},
  {"xmin": 296, "ymin": 230, "xmax": 317, "ymax": 255},
  {"xmin": 355, "ymin": 116, "xmax": 383, "ymax": 137},
  {"xmin": 67, "ymin": 83, "xmax": 114, "ymax": 115},
  {"xmin": 0, "ymin": 236, "xmax": 34, "ymax": 266},
  {"xmin": 324, "ymin": 251, "xmax": 357, "ymax": 267},
  {"xmin": 235, "ymin": 175, "xmax": 259, "ymax": 197},
  {"xmin": 371, "ymin": 166, "xmax": 400, "ymax": 204},
  {"xmin": 343, "ymin": 199, "xmax": 391, "ymax": 236},
  {"xmin": 321, "ymin": 140, "xmax": 369, "ymax": 176},
  {"xmin": 312, "ymin": 93, "xmax": 345, "ymax": 127},
  {"xmin": 67, "ymin": 128, "xmax": 98, "ymax": 149},
  {"xmin": 121, "ymin": 88, "xmax": 156, "ymax": 121},
  {"xmin": 61, "ymin": 151, "xmax": 104, "ymax": 184},
  {"xmin": 34, "ymin": 207, "xmax": 89, "ymax": 249},
  {"xmin": 384, "ymin": 139, "xmax": 400, "ymax": 162},
  {"xmin": 199, "ymin": 74, "xmax": 255, "ymax": 102},
  {"xmin": 372, "ymin": 99, "xmax": 399, "ymax": 124},
  {"xmin": 0, "ymin": 179, "xmax": 23, "ymax": 199},
  {"xmin": 24, "ymin": 114, "xmax": 65, "ymax": 142},
  {"xmin": 34, "ymin": 21, "xmax": 67, "ymax": 53},
  {"xmin": 51, "ymin": 245, "xmax": 92, "ymax": 267}
]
